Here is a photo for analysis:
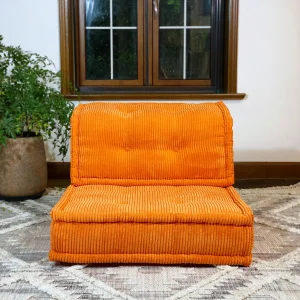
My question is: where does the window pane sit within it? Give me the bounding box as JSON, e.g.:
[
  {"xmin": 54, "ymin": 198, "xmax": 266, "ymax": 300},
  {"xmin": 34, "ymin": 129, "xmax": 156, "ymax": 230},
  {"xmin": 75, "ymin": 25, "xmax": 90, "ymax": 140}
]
[
  {"xmin": 86, "ymin": 0, "xmax": 110, "ymax": 27},
  {"xmin": 187, "ymin": 0, "xmax": 211, "ymax": 26},
  {"xmin": 159, "ymin": 30, "xmax": 183, "ymax": 79},
  {"xmin": 186, "ymin": 29, "xmax": 210, "ymax": 79},
  {"xmin": 113, "ymin": 0, "xmax": 137, "ymax": 27},
  {"xmin": 113, "ymin": 30, "xmax": 138, "ymax": 79},
  {"xmin": 86, "ymin": 30, "xmax": 110, "ymax": 80},
  {"xmin": 160, "ymin": 0, "xmax": 184, "ymax": 26}
]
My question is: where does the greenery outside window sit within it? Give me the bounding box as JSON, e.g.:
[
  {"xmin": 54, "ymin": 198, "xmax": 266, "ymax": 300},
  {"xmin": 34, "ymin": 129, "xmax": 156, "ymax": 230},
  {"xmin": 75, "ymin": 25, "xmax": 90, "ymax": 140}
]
[{"xmin": 60, "ymin": 0, "xmax": 244, "ymax": 100}]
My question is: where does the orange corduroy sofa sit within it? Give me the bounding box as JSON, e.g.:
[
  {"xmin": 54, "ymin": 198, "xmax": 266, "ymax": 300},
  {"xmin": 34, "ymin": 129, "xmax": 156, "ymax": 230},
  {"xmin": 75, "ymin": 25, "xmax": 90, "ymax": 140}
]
[{"xmin": 49, "ymin": 102, "xmax": 254, "ymax": 266}]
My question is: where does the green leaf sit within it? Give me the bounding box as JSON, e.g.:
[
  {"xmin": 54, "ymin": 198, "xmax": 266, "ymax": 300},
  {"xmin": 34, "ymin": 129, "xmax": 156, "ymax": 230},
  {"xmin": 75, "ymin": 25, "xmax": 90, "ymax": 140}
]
[{"xmin": 0, "ymin": 35, "xmax": 77, "ymax": 159}]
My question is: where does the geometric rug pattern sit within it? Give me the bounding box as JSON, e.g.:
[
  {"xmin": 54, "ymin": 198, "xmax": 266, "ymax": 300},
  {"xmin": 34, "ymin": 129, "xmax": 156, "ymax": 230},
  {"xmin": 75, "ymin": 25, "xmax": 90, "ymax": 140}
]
[{"xmin": 0, "ymin": 184, "xmax": 300, "ymax": 299}]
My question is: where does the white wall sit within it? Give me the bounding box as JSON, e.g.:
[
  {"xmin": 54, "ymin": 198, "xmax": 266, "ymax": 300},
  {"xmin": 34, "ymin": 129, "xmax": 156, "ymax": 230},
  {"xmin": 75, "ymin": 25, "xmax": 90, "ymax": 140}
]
[{"xmin": 1, "ymin": 0, "xmax": 300, "ymax": 162}]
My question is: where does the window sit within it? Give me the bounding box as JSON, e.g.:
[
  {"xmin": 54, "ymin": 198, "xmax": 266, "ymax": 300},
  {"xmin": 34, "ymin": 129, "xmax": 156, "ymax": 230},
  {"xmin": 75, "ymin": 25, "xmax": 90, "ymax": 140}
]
[
  {"xmin": 80, "ymin": 0, "xmax": 143, "ymax": 87},
  {"xmin": 60, "ymin": 0, "xmax": 244, "ymax": 100}
]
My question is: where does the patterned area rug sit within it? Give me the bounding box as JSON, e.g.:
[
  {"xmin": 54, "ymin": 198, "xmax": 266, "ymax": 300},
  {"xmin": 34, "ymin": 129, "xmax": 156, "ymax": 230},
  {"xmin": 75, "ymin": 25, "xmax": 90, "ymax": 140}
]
[{"xmin": 0, "ymin": 184, "xmax": 300, "ymax": 299}]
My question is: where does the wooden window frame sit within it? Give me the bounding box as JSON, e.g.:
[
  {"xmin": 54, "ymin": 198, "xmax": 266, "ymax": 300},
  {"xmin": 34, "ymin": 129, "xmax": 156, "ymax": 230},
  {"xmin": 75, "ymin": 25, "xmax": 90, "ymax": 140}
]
[
  {"xmin": 152, "ymin": 1, "xmax": 213, "ymax": 88},
  {"xmin": 78, "ymin": 0, "xmax": 144, "ymax": 86},
  {"xmin": 59, "ymin": 0, "xmax": 245, "ymax": 100}
]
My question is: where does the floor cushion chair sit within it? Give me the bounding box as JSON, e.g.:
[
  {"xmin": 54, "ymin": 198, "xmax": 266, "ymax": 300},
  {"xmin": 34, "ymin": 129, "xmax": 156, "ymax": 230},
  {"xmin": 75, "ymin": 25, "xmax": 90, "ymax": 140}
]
[{"xmin": 49, "ymin": 102, "xmax": 254, "ymax": 266}]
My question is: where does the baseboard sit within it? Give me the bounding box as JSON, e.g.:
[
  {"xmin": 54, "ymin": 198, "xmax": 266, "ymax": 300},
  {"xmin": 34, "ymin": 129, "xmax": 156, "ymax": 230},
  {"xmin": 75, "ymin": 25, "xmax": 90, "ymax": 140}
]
[
  {"xmin": 234, "ymin": 162, "xmax": 300, "ymax": 179},
  {"xmin": 47, "ymin": 162, "xmax": 300, "ymax": 180},
  {"xmin": 48, "ymin": 162, "xmax": 70, "ymax": 179}
]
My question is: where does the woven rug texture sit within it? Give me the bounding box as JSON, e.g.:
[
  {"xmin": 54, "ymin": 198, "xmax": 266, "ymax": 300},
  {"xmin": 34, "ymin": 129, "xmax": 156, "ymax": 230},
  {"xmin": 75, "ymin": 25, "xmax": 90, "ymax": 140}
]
[{"xmin": 0, "ymin": 184, "xmax": 300, "ymax": 299}]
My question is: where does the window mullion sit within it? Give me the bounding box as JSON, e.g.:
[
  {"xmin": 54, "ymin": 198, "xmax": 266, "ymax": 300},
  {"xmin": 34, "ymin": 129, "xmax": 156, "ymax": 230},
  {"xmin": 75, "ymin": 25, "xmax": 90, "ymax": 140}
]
[
  {"xmin": 183, "ymin": 0, "xmax": 187, "ymax": 80},
  {"xmin": 110, "ymin": 0, "xmax": 113, "ymax": 80}
]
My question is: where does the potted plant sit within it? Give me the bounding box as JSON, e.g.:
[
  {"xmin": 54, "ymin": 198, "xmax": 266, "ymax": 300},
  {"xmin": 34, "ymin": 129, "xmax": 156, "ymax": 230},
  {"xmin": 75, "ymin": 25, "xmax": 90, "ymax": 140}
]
[{"xmin": 0, "ymin": 35, "xmax": 75, "ymax": 200}]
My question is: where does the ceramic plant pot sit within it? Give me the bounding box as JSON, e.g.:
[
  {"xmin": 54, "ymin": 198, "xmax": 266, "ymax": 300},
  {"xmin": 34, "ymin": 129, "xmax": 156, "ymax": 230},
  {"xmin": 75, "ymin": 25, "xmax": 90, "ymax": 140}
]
[{"xmin": 0, "ymin": 137, "xmax": 47, "ymax": 200}]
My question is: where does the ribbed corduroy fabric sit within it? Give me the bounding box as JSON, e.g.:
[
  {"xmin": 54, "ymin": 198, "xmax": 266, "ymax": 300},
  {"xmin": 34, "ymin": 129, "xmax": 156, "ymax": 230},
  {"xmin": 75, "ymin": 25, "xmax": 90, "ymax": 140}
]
[
  {"xmin": 49, "ymin": 102, "xmax": 254, "ymax": 266},
  {"xmin": 49, "ymin": 185, "xmax": 253, "ymax": 266},
  {"xmin": 70, "ymin": 102, "xmax": 234, "ymax": 187},
  {"xmin": 51, "ymin": 185, "xmax": 252, "ymax": 225}
]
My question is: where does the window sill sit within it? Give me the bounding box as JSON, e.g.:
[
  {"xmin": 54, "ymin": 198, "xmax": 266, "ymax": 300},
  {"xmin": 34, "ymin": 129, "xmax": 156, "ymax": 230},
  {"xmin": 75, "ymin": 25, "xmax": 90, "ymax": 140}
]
[{"xmin": 64, "ymin": 93, "xmax": 246, "ymax": 101}]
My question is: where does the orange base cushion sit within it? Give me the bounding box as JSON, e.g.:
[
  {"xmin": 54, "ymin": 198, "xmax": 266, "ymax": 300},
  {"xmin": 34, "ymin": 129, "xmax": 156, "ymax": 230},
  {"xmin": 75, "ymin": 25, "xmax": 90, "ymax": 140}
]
[{"xmin": 49, "ymin": 185, "xmax": 253, "ymax": 266}]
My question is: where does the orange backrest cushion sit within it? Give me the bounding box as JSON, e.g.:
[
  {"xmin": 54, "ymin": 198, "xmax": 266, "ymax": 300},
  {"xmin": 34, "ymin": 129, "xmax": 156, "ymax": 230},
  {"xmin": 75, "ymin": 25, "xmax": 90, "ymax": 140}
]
[{"xmin": 71, "ymin": 102, "xmax": 234, "ymax": 186}]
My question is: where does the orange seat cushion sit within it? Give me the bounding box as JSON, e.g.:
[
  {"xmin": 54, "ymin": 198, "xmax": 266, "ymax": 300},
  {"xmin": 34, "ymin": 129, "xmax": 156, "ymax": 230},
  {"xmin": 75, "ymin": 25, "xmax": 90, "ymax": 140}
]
[{"xmin": 49, "ymin": 185, "xmax": 253, "ymax": 266}]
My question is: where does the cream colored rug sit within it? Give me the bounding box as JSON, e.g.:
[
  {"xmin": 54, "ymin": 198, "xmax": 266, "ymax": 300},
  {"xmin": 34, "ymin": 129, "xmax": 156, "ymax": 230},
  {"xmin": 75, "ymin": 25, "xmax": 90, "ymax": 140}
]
[{"xmin": 0, "ymin": 184, "xmax": 300, "ymax": 299}]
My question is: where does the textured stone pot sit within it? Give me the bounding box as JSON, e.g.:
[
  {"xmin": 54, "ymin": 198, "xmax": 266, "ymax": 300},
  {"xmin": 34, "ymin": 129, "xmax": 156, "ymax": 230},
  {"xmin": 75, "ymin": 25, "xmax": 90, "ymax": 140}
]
[{"xmin": 0, "ymin": 137, "xmax": 47, "ymax": 200}]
